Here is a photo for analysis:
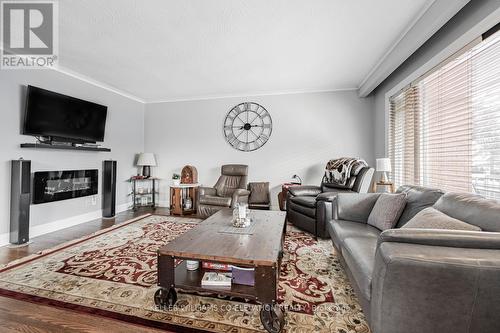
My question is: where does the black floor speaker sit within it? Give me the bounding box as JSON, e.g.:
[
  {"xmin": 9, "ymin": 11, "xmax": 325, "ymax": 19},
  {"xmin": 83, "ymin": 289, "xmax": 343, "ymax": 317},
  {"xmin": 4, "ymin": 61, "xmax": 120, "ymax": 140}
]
[
  {"xmin": 10, "ymin": 159, "xmax": 31, "ymax": 245},
  {"xmin": 102, "ymin": 160, "xmax": 117, "ymax": 218}
]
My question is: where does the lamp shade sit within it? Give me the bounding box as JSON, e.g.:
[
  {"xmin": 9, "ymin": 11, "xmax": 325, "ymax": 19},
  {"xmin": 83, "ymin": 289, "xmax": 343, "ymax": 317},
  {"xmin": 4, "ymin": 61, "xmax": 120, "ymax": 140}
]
[
  {"xmin": 376, "ymin": 158, "xmax": 391, "ymax": 172},
  {"xmin": 137, "ymin": 153, "xmax": 157, "ymax": 166}
]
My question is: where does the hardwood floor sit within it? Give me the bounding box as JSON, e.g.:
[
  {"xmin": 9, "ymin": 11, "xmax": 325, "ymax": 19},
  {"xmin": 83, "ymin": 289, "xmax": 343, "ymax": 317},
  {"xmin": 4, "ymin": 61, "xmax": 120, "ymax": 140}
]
[
  {"xmin": 0, "ymin": 207, "xmax": 170, "ymax": 265},
  {"xmin": 0, "ymin": 207, "xmax": 184, "ymax": 333},
  {"xmin": 0, "ymin": 296, "xmax": 167, "ymax": 333}
]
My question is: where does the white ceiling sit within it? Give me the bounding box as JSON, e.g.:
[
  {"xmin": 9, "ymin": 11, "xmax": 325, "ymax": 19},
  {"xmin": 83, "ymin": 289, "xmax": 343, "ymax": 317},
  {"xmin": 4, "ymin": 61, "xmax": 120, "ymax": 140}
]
[{"xmin": 58, "ymin": 0, "xmax": 433, "ymax": 102}]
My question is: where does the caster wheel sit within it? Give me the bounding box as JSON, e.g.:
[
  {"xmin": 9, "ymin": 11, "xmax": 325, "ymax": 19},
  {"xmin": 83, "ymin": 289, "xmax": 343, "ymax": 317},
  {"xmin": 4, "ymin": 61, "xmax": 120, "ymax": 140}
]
[
  {"xmin": 260, "ymin": 303, "xmax": 284, "ymax": 333},
  {"xmin": 154, "ymin": 288, "xmax": 177, "ymax": 309}
]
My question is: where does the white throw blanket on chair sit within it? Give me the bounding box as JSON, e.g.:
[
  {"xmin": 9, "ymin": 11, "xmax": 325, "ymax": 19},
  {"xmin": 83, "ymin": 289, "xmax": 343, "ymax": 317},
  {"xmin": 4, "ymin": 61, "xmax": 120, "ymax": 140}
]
[{"xmin": 323, "ymin": 157, "xmax": 367, "ymax": 186}]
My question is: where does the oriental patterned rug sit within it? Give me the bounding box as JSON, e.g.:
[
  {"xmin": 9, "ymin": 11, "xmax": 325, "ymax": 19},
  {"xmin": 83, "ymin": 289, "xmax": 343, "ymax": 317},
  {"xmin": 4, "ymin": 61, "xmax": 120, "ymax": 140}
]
[{"xmin": 0, "ymin": 214, "xmax": 369, "ymax": 333}]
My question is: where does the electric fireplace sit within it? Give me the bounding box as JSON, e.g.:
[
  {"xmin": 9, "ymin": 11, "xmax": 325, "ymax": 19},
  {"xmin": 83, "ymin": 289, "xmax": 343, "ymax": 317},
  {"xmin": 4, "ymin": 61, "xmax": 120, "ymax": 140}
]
[{"xmin": 33, "ymin": 169, "xmax": 98, "ymax": 204}]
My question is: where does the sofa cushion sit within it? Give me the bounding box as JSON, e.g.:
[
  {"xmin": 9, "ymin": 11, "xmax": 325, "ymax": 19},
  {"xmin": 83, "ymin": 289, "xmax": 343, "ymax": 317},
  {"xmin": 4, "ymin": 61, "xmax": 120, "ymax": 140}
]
[
  {"xmin": 396, "ymin": 185, "xmax": 444, "ymax": 228},
  {"xmin": 368, "ymin": 193, "xmax": 407, "ymax": 231},
  {"xmin": 198, "ymin": 195, "xmax": 232, "ymax": 207},
  {"xmin": 342, "ymin": 236, "xmax": 378, "ymax": 301},
  {"xmin": 402, "ymin": 207, "xmax": 482, "ymax": 231},
  {"xmin": 288, "ymin": 197, "xmax": 316, "ymax": 218},
  {"xmin": 327, "ymin": 219, "xmax": 381, "ymax": 251},
  {"xmin": 337, "ymin": 193, "xmax": 381, "ymax": 223},
  {"xmin": 248, "ymin": 182, "xmax": 269, "ymax": 204},
  {"xmin": 433, "ymin": 192, "xmax": 500, "ymax": 232},
  {"xmin": 290, "ymin": 196, "xmax": 316, "ymax": 208},
  {"xmin": 407, "ymin": 211, "xmax": 482, "ymax": 231},
  {"xmin": 287, "ymin": 209, "xmax": 316, "ymax": 235}
]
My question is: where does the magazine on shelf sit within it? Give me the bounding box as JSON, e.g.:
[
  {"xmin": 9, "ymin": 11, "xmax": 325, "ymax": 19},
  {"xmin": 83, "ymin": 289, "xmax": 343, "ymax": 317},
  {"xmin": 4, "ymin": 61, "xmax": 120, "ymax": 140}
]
[
  {"xmin": 201, "ymin": 272, "xmax": 232, "ymax": 287},
  {"xmin": 202, "ymin": 262, "xmax": 232, "ymax": 271}
]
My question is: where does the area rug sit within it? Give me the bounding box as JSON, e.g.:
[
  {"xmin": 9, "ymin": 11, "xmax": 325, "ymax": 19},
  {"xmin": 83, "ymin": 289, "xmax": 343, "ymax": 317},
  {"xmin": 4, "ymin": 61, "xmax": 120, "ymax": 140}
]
[{"xmin": 0, "ymin": 214, "xmax": 370, "ymax": 333}]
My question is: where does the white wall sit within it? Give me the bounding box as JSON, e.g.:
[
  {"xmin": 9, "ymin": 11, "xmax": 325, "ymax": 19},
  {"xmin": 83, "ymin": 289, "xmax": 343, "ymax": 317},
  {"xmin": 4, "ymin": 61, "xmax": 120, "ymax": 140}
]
[
  {"xmin": 145, "ymin": 91, "xmax": 373, "ymax": 207},
  {"xmin": 0, "ymin": 69, "xmax": 144, "ymax": 243}
]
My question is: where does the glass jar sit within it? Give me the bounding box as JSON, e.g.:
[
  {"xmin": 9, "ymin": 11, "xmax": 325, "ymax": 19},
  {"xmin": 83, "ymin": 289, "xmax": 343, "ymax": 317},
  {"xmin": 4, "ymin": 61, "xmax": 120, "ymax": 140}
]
[{"xmin": 232, "ymin": 203, "xmax": 251, "ymax": 228}]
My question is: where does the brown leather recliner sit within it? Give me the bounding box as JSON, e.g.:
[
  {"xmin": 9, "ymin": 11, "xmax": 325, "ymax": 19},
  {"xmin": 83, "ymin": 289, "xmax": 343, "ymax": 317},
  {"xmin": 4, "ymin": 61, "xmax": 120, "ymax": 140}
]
[{"xmin": 197, "ymin": 164, "xmax": 250, "ymax": 218}]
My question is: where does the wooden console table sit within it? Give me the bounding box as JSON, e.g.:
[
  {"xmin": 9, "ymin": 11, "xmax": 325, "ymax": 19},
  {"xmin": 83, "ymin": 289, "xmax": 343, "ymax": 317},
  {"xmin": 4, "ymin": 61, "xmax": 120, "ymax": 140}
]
[{"xmin": 169, "ymin": 183, "xmax": 199, "ymax": 216}]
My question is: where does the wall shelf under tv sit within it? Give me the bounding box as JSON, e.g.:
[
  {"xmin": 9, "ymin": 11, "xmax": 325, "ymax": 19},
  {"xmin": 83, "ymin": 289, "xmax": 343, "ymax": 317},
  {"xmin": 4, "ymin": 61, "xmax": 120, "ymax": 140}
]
[{"xmin": 20, "ymin": 143, "xmax": 111, "ymax": 152}]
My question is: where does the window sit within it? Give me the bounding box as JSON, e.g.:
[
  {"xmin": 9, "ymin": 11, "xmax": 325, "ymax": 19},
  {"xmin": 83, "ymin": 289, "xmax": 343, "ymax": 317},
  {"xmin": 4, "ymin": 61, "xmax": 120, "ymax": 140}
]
[{"xmin": 388, "ymin": 30, "xmax": 500, "ymax": 199}]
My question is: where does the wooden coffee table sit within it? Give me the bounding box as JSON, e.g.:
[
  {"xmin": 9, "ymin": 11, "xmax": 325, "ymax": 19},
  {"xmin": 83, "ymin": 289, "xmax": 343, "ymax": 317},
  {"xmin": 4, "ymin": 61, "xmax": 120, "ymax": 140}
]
[{"xmin": 155, "ymin": 209, "xmax": 287, "ymax": 333}]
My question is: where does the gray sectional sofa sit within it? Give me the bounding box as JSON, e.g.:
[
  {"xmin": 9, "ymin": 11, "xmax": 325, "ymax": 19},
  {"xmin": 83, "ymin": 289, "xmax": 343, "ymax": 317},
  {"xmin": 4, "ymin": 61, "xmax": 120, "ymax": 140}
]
[{"xmin": 327, "ymin": 185, "xmax": 500, "ymax": 333}]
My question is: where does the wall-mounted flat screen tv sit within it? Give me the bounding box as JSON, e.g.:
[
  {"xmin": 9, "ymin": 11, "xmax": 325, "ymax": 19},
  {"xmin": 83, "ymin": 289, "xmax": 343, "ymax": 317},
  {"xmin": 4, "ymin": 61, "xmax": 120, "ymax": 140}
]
[{"xmin": 23, "ymin": 85, "xmax": 108, "ymax": 143}]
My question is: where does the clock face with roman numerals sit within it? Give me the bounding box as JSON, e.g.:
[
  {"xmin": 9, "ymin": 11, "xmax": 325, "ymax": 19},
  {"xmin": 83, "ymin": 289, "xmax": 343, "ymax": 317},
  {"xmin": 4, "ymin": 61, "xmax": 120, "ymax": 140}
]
[{"xmin": 223, "ymin": 102, "xmax": 272, "ymax": 152}]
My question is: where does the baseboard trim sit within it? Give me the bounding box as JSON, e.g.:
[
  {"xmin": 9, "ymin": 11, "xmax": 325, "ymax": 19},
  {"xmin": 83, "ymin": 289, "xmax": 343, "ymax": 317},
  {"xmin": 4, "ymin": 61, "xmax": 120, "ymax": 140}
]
[
  {"xmin": 158, "ymin": 200, "xmax": 169, "ymax": 208},
  {"xmin": 0, "ymin": 234, "xmax": 9, "ymax": 247},
  {"xmin": 0, "ymin": 203, "xmax": 131, "ymax": 247}
]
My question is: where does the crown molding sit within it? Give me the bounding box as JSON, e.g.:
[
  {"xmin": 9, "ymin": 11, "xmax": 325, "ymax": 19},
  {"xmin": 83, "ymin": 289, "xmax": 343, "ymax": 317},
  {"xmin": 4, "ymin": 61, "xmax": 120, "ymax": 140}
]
[
  {"xmin": 0, "ymin": 44, "xmax": 146, "ymax": 103},
  {"xmin": 1, "ymin": 48, "xmax": 356, "ymax": 104},
  {"xmin": 357, "ymin": 0, "xmax": 436, "ymax": 89},
  {"xmin": 146, "ymin": 87, "xmax": 358, "ymax": 104},
  {"xmin": 358, "ymin": 0, "xmax": 470, "ymax": 97},
  {"xmin": 51, "ymin": 65, "xmax": 146, "ymax": 103}
]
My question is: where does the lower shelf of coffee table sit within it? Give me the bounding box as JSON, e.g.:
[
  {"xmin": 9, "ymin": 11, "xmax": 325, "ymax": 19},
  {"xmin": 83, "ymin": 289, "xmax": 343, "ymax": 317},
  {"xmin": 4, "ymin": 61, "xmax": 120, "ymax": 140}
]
[{"xmin": 174, "ymin": 261, "xmax": 257, "ymax": 300}]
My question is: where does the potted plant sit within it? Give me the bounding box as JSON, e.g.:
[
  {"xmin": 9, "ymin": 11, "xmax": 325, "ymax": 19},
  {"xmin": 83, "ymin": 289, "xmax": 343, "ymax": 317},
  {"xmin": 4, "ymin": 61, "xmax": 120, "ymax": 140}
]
[{"xmin": 172, "ymin": 173, "xmax": 181, "ymax": 186}]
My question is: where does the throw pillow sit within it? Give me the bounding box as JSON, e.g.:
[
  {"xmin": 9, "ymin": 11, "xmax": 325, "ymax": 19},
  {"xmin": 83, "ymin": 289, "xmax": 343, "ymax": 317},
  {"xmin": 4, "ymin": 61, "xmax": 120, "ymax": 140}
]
[
  {"xmin": 367, "ymin": 193, "xmax": 407, "ymax": 231},
  {"xmin": 248, "ymin": 182, "xmax": 270, "ymax": 204},
  {"xmin": 402, "ymin": 207, "xmax": 482, "ymax": 231},
  {"xmin": 395, "ymin": 186, "xmax": 444, "ymax": 227}
]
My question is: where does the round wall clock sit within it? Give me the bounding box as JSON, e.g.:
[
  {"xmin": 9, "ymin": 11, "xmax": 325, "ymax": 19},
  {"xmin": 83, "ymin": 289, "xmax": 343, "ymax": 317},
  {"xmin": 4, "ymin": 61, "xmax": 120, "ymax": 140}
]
[{"xmin": 223, "ymin": 102, "xmax": 272, "ymax": 152}]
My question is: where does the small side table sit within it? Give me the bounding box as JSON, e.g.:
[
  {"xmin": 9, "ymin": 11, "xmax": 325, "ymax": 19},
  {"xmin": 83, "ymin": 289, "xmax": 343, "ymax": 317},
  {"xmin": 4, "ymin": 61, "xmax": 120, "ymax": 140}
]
[
  {"xmin": 170, "ymin": 183, "xmax": 199, "ymax": 216},
  {"xmin": 131, "ymin": 177, "xmax": 159, "ymax": 210},
  {"xmin": 278, "ymin": 182, "xmax": 301, "ymax": 211},
  {"xmin": 375, "ymin": 182, "xmax": 396, "ymax": 193}
]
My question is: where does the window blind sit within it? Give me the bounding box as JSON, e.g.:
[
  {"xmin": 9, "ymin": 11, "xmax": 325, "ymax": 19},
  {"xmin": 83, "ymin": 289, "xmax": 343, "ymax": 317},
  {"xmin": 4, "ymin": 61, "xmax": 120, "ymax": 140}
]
[
  {"xmin": 388, "ymin": 30, "xmax": 500, "ymax": 199},
  {"xmin": 388, "ymin": 86, "xmax": 420, "ymax": 187}
]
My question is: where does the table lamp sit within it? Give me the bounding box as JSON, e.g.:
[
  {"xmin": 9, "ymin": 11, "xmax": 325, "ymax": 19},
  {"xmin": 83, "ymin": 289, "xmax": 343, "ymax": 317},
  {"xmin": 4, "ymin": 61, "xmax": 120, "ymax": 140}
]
[
  {"xmin": 291, "ymin": 174, "xmax": 302, "ymax": 184},
  {"xmin": 376, "ymin": 158, "xmax": 392, "ymax": 184},
  {"xmin": 137, "ymin": 153, "xmax": 156, "ymax": 178}
]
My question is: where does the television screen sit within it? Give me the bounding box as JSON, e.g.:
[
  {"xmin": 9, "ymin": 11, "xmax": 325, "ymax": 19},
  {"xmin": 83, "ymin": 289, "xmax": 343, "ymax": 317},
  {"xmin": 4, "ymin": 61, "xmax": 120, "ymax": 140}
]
[{"xmin": 23, "ymin": 85, "xmax": 108, "ymax": 143}]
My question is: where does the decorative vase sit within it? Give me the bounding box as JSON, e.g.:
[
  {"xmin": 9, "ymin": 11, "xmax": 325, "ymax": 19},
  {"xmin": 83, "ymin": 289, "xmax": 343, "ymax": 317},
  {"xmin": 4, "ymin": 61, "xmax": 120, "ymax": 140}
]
[
  {"xmin": 172, "ymin": 179, "xmax": 181, "ymax": 186},
  {"xmin": 232, "ymin": 203, "xmax": 251, "ymax": 228},
  {"xmin": 184, "ymin": 197, "xmax": 193, "ymax": 210}
]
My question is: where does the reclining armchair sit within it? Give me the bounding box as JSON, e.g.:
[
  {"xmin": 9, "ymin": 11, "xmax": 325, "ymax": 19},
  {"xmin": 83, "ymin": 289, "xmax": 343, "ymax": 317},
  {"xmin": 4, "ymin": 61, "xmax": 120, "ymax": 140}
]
[
  {"xmin": 286, "ymin": 165, "xmax": 374, "ymax": 237},
  {"xmin": 197, "ymin": 164, "xmax": 250, "ymax": 218}
]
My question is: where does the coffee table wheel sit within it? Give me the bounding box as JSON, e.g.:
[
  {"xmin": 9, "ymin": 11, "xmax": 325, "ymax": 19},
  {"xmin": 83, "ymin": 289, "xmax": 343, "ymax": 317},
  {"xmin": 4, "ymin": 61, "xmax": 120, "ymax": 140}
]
[
  {"xmin": 260, "ymin": 303, "xmax": 284, "ymax": 333},
  {"xmin": 154, "ymin": 287, "xmax": 177, "ymax": 309}
]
